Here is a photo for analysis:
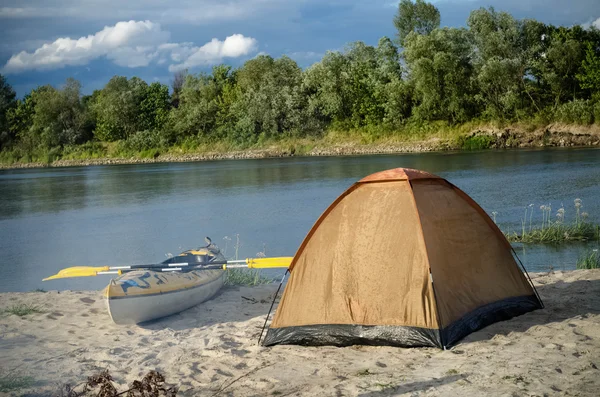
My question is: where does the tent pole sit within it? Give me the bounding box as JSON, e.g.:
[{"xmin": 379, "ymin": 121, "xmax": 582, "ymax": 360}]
[
  {"xmin": 257, "ymin": 269, "xmax": 289, "ymax": 345},
  {"xmin": 511, "ymin": 247, "xmax": 544, "ymax": 309}
]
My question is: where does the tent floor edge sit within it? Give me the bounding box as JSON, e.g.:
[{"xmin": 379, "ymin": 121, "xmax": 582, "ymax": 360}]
[
  {"xmin": 441, "ymin": 294, "xmax": 542, "ymax": 348},
  {"xmin": 262, "ymin": 324, "xmax": 442, "ymax": 348}
]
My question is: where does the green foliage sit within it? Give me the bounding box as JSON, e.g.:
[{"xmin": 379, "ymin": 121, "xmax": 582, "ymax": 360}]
[
  {"xmin": 457, "ymin": 134, "xmax": 494, "ymax": 150},
  {"xmin": 61, "ymin": 141, "xmax": 108, "ymax": 160},
  {"xmin": 0, "ymin": 74, "xmax": 17, "ymax": 150},
  {"xmin": 577, "ymin": 42, "xmax": 600, "ymax": 98},
  {"xmin": 576, "ymin": 249, "xmax": 600, "ymax": 269},
  {"xmin": 234, "ymin": 56, "xmax": 308, "ymax": 139},
  {"xmin": 139, "ymin": 82, "xmax": 171, "ymax": 131},
  {"xmin": 394, "ymin": 0, "xmax": 440, "ymax": 45},
  {"xmin": 91, "ymin": 76, "xmax": 148, "ymax": 141},
  {"xmin": 169, "ymin": 65, "xmax": 239, "ymax": 142},
  {"xmin": 554, "ymin": 99, "xmax": 595, "ymax": 124},
  {"xmin": 5, "ymin": 94, "xmax": 35, "ymax": 153},
  {"xmin": 122, "ymin": 130, "xmax": 169, "ymax": 152},
  {"xmin": 28, "ymin": 79, "xmax": 92, "ymax": 149},
  {"xmin": 404, "ymin": 27, "xmax": 477, "ymax": 123},
  {"xmin": 468, "ymin": 8, "xmax": 531, "ymax": 119},
  {"xmin": 304, "ymin": 39, "xmax": 408, "ymax": 130}
]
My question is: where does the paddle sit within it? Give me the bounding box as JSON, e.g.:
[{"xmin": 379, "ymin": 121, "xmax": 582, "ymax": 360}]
[{"xmin": 42, "ymin": 256, "xmax": 293, "ymax": 281}]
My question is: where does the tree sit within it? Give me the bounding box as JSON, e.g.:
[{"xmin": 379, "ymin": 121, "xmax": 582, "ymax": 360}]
[
  {"xmin": 232, "ymin": 55, "xmax": 307, "ymax": 140},
  {"xmin": 0, "ymin": 74, "xmax": 17, "ymax": 149},
  {"xmin": 467, "ymin": 8, "xmax": 548, "ymax": 118},
  {"xmin": 543, "ymin": 29, "xmax": 583, "ymax": 107},
  {"xmin": 373, "ymin": 37, "xmax": 411, "ymax": 126},
  {"xmin": 171, "ymin": 69, "xmax": 187, "ymax": 108},
  {"xmin": 404, "ymin": 27, "xmax": 477, "ymax": 123},
  {"xmin": 91, "ymin": 76, "xmax": 148, "ymax": 141},
  {"xmin": 393, "ymin": 0, "xmax": 440, "ymax": 46},
  {"xmin": 170, "ymin": 69, "xmax": 224, "ymax": 140},
  {"xmin": 303, "ymin": 51, "xmax": 353, "ymax": 126},
  {"xmin": 577, "ymin": 41, "xmax": 600, "ymax": 93},
  {"xmin": 576, "ymin": 42, "xmax": 600, "ymax": 99},
  {"xmin": 139, "ymin": 82, "xmax": 171, "ymax": 131},
  {"xmin": 27, "ymin": 78, "xmax": 91, "ymax": 148}
]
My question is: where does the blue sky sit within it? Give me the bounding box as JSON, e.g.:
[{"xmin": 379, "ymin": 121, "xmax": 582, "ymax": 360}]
[{"xmin": 2, "ymin": 0, "xmax": 600, "ymax": 97}]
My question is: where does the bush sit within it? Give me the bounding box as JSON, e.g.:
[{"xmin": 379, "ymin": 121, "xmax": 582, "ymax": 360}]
[
  {"xmin": 554, "ymin": 99, "xmax": 594, "ymax": 125},
  {"xmin": 122, "ymin": 130, "xmax": 168, "ymax": 152},
  {"xmin": 594, "ymin": 101, "xmax": 600, "ymax": 125},
  {"xmin": 224, "ymin": 269, "xmax": 274, "ymax": 286},
  {"xmin": 62, "ymin": 141, "xmax": 107, "ymax": 159},
  {"xmin": 456, "ymin": 134, "xmax": 494, "ymax": 150}
]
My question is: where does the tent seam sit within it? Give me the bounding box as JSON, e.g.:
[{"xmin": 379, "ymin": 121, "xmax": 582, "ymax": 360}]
[{"xmin": 407, "ymin": 180, "xmax": 445, "ymax": 349}]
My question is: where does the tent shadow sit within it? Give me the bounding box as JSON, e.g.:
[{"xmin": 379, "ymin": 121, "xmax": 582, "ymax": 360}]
[
  {"xmin": 357, "ymin": 374, "xmax": 466, "ymax": 396},
  {"xmin": 458, "ymin": 276, "xmax": 600, "ymax": 345},
  {"xmin": 135, "ymin": 284, "xmax": 278, "ymax": 332}
]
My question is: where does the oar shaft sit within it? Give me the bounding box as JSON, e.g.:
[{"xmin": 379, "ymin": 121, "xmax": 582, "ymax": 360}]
[
  {"xmin": 111, "ymin": 260, "xmax": 229, "ymax": 271},
  {"xmin": 107, "ymin": 257, "xmax": 292, "ymax": 271},
  {"xmin": 43, "ymin": 256, "xmax": 292, "ymax": 280}
]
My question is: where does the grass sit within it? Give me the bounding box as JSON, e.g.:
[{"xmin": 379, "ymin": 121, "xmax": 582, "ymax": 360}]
[
  {"xmin": 224, "ymin": 269, "xmax": 275, "ymax": 286},
  {"xmin": 576, "ymin": 249, "xmax": 600, "ymax": 269},
  {"xmin": 0, "ymin": 374, "xmax": 35, "ymax": 393},
  {"xmin": 2, "ymin": 303, "xmax": 44, "ymax": 317},
  {"xmin": 502, "ymin": 200, "xmax": 600, "ymax": 244}
]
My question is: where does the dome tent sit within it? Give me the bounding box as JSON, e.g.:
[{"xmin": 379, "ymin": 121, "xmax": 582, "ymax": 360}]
[{"xmin": 263, "ymin": 168, "xmax": 543, "ymax": 349}]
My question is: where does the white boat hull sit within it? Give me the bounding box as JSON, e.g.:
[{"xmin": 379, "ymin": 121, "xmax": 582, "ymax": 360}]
[{"xmin": 105, "ymin": 269, "xmax": 225, "ymax": 325}]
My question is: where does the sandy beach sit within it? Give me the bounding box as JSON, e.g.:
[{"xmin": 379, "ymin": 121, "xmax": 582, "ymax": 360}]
[{"xmin": 1, "ymin": 269, "xmax": 599, "ymax": 396}]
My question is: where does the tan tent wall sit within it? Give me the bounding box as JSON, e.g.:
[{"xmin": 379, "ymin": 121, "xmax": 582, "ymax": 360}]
[
  {"xmin": 270, "ymin": 180, "xmax": 439, "ymax": 331},
  {"xmin": 411, "ymin": 179, "xmax": 536, "ymax": 329}
]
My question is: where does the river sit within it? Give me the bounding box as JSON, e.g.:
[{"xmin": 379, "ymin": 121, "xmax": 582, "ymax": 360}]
[{"xmin": 0, "ymin": 147, "xmax": 598, "ymax": 292}]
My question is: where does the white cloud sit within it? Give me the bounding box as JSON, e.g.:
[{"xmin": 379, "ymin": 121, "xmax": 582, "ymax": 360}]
[
  {"xmin": 2, "ymin": 20, "xmax": 258, "ymax": 74},
  {"xmin": 583, "ymin": 17, "xmax": 600, "ymax": 29},
  {"xmin": 168, "ymin": 34, "xmax": 258, "ymax": 72}
]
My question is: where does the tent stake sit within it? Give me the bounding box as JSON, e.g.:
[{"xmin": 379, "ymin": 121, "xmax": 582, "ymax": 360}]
[
  {"xmin": 258, "ymin": 269, "xmax": 289, "ymax": 346},
  {"xmin": 511, "ymin": 247, "xmax": 544, "ymax": 309}
]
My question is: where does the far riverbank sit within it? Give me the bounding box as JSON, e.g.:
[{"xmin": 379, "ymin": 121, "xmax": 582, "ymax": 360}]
[{"xmin": 1, "ymin": 123, "xmax": 599, "ymax": 170}]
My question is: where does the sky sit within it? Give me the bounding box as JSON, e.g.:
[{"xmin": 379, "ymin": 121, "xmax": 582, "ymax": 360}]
[{"xmin": 2, "ymin": 0, "xmax": 600, "ymax": 97}]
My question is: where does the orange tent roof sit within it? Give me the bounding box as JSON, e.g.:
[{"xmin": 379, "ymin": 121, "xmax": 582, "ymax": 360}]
[{"xmin": 359, "ymin": 167, "xmax": 441, "ymax": 182}]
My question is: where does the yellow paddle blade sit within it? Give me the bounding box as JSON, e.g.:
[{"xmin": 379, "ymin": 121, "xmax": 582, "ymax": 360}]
[
  {"xmin": 246, "ymin": 257, "xmax": 293, "ymax": 268},
  {"xmin": 43, "ymin": 266, "xmax": 111, "ymax": 281}
]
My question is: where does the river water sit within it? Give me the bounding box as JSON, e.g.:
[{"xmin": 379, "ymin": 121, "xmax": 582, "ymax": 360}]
[{"xmin": 1, "ymin": 148, "xmax": 598, "ymax": 292}]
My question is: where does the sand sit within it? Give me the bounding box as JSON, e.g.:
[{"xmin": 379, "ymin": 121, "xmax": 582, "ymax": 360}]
[{"xmin": 0, "ymin": 269, "xmax": 599, "ymax": 397}]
